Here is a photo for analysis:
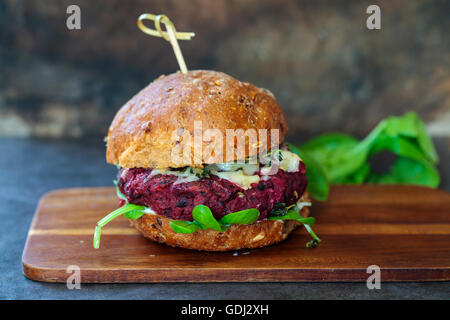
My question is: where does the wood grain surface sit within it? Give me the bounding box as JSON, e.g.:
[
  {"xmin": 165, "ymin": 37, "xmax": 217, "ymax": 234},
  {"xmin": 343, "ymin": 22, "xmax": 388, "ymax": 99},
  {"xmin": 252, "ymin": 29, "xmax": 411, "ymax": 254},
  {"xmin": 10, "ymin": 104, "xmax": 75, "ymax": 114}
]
[{"xmin": 22, "ymin": 185, "xmax": 450, "ymax": 283}]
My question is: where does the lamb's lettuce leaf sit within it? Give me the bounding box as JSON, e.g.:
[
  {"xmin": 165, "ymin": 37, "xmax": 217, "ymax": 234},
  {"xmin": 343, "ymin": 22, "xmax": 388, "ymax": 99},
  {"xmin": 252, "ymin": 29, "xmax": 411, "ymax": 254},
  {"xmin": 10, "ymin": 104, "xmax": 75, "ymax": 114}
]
[
  {"xmin": 93, "ymin": 203, "xmax": 146, "ymax": 249},
  {"xmin": 192, "ymin": 205, "xmax": 227, "ymax": 231},
  {"xmin": 219, "ymin": 208, "xmax": 260, "ymax": 225},
  {"xmin": 267, "ymin": 202, "xmax": 320, "ymax": 246},
  {"xmin": 169, "ymin": 220, "xmax": 200, "ymax": 234}
]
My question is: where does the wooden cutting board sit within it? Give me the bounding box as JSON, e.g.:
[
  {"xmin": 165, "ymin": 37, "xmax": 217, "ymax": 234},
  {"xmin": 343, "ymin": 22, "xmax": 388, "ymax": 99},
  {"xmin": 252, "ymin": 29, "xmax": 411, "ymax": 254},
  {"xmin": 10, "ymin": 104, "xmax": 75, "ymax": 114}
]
[{"xmin": 22, "ymin": 185, "xmax": 450, "ymax": 283}]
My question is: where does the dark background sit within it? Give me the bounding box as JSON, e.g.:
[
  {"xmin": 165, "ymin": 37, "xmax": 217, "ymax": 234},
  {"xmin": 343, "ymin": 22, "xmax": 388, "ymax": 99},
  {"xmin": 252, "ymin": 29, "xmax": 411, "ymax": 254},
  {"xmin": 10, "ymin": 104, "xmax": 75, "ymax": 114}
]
[
  {"xmin": 1, "ymin": 0, "xmax": 449, "ymax": 140},
  {"xmin": 0, "ymin": 0, "xmax": 449, "ymax": 300}
]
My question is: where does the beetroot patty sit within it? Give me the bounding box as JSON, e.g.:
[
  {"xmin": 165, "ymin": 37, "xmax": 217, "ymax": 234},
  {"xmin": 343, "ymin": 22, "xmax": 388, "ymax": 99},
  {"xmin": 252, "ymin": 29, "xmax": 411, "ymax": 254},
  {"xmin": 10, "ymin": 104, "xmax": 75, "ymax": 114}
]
[{"xmin": 117, "ymin": 163, "xmax": 307, "ymax": 221}]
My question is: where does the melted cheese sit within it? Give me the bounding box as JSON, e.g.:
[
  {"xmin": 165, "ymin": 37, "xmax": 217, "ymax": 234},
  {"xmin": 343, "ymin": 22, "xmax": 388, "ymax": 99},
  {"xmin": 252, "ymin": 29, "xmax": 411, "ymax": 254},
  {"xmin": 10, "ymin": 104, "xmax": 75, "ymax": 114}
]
[
  {"xmin": 279, "ymin": 150, "xmax": 301, "ymax": 172},
  {"xmin": 150, "ymin": 167, "xmax": 200, "ymax": 185},
  {"xmin": 260, "ymin": 150, "xmax": 301, "ymax": 175},
  {"xmin": 213, "ymin": 163, "xmax": 259, "ymax": 175},
  {"xmin": 144, "ymin": 150, "xmax": 300, "ymax": 189},
  {"xmin": 212, "ymin": 170, "xmax": 260, "ymax": 190}
]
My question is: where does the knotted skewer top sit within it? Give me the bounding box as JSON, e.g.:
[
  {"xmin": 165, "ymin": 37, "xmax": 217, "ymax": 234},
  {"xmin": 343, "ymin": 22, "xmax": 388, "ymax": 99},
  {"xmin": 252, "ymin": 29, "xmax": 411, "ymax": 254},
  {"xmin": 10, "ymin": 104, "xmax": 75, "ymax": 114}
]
[{"xmin": 137, "ymin": 14, "xmax": 195, "ymax": 74}]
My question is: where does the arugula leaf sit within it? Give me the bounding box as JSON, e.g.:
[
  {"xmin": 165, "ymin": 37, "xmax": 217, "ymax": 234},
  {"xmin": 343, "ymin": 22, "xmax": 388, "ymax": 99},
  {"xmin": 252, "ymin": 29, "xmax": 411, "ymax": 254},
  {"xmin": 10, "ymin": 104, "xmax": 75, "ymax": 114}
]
[
  {"xmin": 219, "ymin": 208, "xmax": 260, "ymax": 225},
  {"xmin": 169, "ymin": 220, "xmax": 200, "ymax": 234},
  {"xmin": 192, "ymin": 205, "xmax": 226, "ymax": 231}
]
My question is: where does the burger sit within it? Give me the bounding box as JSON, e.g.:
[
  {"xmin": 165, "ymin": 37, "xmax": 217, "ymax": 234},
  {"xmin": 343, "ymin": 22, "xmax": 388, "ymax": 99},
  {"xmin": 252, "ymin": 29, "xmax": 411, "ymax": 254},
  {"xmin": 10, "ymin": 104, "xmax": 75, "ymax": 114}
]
[{"xmin": 93, "ymin": 70, "xmax": 319, "ymax": 251}]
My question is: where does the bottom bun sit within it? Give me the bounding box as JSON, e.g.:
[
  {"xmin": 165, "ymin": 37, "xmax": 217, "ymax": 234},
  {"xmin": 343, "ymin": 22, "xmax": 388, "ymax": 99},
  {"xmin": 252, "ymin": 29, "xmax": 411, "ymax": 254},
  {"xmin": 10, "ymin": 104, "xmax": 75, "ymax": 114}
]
[{"xmin": 130, "ymin": 196, "xmax": 311, "ymax": 251}]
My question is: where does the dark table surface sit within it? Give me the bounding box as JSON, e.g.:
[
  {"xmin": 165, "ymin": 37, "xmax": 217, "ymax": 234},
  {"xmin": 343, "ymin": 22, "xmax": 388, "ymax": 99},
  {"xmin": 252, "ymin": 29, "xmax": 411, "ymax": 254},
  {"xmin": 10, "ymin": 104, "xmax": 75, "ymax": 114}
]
[{"xmin": 0, "ymin": 138, "xmax": 449, "ymax": 300}]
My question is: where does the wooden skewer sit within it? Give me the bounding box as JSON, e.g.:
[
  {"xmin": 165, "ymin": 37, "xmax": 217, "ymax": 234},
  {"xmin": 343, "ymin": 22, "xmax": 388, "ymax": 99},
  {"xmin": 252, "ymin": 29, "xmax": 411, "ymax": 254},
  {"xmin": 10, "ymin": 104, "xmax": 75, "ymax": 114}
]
[{"xmin": 137, "ymin": 13, "xmax": 195, "ymax": 74}]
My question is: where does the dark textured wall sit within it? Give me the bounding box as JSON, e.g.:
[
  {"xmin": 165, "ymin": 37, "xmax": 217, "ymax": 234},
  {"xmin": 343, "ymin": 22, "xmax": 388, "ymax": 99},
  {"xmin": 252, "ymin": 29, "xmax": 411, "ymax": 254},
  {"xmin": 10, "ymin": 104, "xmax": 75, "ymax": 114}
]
[{"xmin": 0, "ymin": 0, "xmax": 449, "ymax": 140}]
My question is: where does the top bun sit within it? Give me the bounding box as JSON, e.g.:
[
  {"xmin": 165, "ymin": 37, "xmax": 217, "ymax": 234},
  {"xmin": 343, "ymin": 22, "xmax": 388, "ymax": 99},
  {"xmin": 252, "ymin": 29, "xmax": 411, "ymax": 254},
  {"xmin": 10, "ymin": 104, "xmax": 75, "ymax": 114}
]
[{"xmin": 106, "ymin": 70, "xmax": 288, "ymax": 169}]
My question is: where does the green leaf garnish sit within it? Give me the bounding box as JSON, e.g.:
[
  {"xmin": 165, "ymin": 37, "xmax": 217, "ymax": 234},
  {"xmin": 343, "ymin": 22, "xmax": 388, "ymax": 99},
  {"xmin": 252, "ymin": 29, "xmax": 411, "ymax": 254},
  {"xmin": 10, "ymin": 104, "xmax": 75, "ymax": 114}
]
[
  {"xmin": 267, "ymin": 205, "xmax": 319, "ymax": 247},
  {"xmin": 219, "ymin": 208, "xmax": 260, "ymax": 225},
  {"xmin": 288, "ymin": 143, "xmax": 329, "ymax": 201},
  {"xmin": 306, "ymin": 238, "xmax": 320, "ymax": 248},
  {"xmin": 113, "ymin": 180, "xmax": 127, "ymax": 201},
  {"xmin": 278, "ymin": 150, "xmax": 283, "ymax": 161},
  {"xmin": 289, "ymin": 112, "xmax": 440, "ymax": 199},
  {"xmin": 192, "ymin": 167, "xmax": 211, "ymax": 178},
  {"xmin": 268, "ymin": 208, "xmax": 315, "ymax": 225},
  {"xmin": 124, "ymin": 210, "xmax": 146, "ymax": 220},
  {"xmin": 168, "ymin": 203, "xmax": 319, "ymax": 249},
  {"xmin": 169, "ymin": 220, "xmax": 200, "ymax": 234},
  {"xmin": 303, "ymin": 223, "xmax": 321, "ymax": 242},
  {"xmin": 192, "ymin": 205, "xmax": 226, "ymax": 231},
  {"xmin": 381, "ymin": 112, "xmax": 438, "ymax": 163},
  {"xmin": 367, "ymin": 156, "xmax": 440, "ymax": 186},
  {"xmin": 269, "ymin": 203, "xmax": 288, "ymax": 217},
  {"xmin": 93, "ymin": 203, "xmax": 145, "ymax": 249}
]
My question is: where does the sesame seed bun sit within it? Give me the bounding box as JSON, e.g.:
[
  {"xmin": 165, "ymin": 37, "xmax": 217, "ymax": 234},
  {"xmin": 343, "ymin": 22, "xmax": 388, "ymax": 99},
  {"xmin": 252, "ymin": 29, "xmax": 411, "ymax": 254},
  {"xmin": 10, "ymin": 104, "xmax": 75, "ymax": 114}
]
[{"xmin": 106, "ymin": 70, "xmax": 288, "ymax": 169}]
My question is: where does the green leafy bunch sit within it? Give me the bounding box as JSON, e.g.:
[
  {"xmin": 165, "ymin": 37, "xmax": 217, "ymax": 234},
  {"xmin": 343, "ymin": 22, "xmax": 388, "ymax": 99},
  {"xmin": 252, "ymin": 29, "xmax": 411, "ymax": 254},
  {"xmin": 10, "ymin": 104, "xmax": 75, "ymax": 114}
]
[{"xmin": 290, "ymin": 112, "xmax": 440, "ymax": 201}]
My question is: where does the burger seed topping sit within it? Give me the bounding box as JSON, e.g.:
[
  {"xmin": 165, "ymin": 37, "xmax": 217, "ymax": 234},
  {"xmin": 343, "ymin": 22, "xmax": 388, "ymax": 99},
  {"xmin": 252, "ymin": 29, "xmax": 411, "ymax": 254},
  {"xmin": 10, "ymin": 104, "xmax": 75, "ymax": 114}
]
[{"xmin": 252, "ymin": 232, "xmax": 265, "ymax": 242}]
